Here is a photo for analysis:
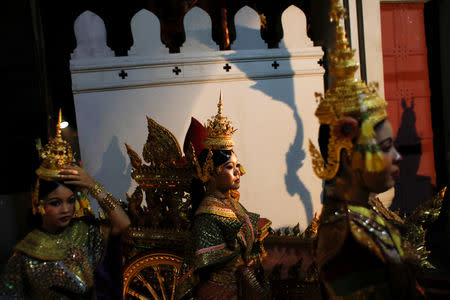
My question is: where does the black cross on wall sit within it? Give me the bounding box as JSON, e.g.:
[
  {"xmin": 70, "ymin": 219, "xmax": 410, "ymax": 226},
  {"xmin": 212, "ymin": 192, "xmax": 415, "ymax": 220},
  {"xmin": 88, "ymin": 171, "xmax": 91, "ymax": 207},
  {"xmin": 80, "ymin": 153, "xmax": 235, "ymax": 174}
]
[
  {"xmin": 119, "ymin": 70, "xmax": 128, "ymax": 79},
  {"xmin": 223, "ymin": 63, "xmax": 232, "ymax": 72},
  {"xmin": 272, "ymin": 61, "xmax": 280, "ymax": 69},
  {"xmin": 173, "ymin": 66, "xmax": 181, "ymax": 75}
]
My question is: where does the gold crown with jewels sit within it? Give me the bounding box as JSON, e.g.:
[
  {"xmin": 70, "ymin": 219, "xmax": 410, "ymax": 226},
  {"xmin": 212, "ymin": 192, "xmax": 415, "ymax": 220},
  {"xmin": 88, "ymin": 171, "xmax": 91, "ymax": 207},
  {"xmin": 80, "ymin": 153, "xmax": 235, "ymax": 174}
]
[
  {"xmin": 203, "ymin": 91, "xmax": 237, "ymax": 151},
  {"xmin": 309, "ymin": 0, "xmax": 388, "ymax": 180},
  {"xmin": 33, "ymin": 109, "xmax": 93, "ymax": 216},
  {"xmin": 35, "ymin": 109, "xmax": 74, "ymax": 181}
]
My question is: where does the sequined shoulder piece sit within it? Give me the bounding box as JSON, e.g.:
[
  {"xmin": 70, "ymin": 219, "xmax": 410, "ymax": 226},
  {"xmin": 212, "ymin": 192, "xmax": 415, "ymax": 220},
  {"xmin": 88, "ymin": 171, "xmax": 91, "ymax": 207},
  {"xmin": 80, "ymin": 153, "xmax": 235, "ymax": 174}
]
[
  {"xmin": 347, "ymin": 205, "xmax": 403, "ymax": 263},
  {"xmin": 15, "ymin": 220, "xmax": 90, "ymax": 261},
  {"xmin": 195, "ymin": 196, "xmax": 238, "ymax": 219}
]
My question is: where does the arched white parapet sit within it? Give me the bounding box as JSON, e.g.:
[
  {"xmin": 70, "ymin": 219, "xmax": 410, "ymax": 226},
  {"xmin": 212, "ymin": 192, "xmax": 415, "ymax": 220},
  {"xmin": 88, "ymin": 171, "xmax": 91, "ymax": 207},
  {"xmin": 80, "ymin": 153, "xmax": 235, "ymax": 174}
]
[
  {"xmin": 72, "ymin": 11, "xmax": 114, "ymax": 60},
  {"xmin": 128, "ymin": 9, "xmax": 167, "ymax": 57},
  {"xmin": 182, "ymin": 7, "xmax": 218, "ymax": 53},
  {"xmin": 280, "ymin": 5, "xmax": 313, "ymax": 49},
  {"xmin": 232, "ymin": 6, "xmax": 266, "ymax": 50}
]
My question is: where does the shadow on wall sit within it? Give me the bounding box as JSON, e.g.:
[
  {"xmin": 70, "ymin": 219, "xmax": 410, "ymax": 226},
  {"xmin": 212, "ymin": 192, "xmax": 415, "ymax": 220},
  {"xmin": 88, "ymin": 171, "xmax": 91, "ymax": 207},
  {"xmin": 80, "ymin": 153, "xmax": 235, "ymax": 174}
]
[
  {"xmin": 391, "ymin": 98, "xmax": 432, "ymax": 215},
  {"xmin": 223, "ymin": 34, "xmax": 313, "ymax": 221},
  {"xmin": 93, "ymin": 136, "xmax": 132, "ymax": 210}
]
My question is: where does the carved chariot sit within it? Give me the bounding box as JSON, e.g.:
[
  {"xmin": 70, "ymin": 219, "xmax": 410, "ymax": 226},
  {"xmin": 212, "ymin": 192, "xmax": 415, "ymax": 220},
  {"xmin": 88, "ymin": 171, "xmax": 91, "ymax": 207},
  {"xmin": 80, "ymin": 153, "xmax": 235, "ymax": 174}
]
[{"xmin": 122, "ymin": 117, "xmax": 194, "ymax": 300}]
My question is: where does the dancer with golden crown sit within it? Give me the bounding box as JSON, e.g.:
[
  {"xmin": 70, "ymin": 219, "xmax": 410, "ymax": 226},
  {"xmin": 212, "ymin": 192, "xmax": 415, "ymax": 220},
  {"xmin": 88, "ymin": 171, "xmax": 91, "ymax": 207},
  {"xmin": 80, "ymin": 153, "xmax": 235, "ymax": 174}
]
[
  {"xmin": 308, "ymin": 1, "xmax": 425, "ymax": 299},
  {"xmin": 0, "ymin": 110, "xmax": 130, "ymax": 299},
  {"xmin": 176, "ymin": 93, "xmax": 271, "ymax": 300}
]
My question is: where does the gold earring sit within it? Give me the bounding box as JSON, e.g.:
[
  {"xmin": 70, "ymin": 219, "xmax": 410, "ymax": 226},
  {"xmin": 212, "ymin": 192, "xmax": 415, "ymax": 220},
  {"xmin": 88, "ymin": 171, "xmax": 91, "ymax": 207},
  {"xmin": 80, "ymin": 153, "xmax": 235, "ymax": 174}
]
[{"xmin": 38, "ymin": 204, "xmax": 46, "ymax": 215}]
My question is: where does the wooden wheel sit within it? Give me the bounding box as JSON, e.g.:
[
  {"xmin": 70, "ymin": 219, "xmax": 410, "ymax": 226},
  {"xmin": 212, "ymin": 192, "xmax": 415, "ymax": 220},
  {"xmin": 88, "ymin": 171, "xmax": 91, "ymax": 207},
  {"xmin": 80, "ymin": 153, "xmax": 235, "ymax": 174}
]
[{"xmin": 123, "ymin": 252, "xmax": 183, "ymax": 300}]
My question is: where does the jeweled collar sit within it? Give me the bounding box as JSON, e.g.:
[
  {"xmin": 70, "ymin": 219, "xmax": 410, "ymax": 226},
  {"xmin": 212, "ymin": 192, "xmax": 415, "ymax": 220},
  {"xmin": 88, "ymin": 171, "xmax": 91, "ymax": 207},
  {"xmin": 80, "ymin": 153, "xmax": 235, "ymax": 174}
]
[
  {"xmin": 195, "ymin": 193, "xmax": 238, "ymax": 219},
  {"xmin": 15, "ymin": 220, "xmax": 89, "ymax": 260}
]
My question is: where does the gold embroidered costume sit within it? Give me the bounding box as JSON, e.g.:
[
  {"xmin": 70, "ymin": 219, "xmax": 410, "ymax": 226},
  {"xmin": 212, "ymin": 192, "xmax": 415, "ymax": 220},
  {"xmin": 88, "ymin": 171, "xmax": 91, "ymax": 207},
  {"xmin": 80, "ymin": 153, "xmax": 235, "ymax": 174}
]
[
  {"xmin": 310, "ymin": 1, "xmax": 426, "ymax": 299},
  {"xmin": 0, "ymin": 110, "xmax": 120, "ymax": 299},
  {"xmin": 0, "ymin": 219, "xmax": 105, "ymax": 299}
]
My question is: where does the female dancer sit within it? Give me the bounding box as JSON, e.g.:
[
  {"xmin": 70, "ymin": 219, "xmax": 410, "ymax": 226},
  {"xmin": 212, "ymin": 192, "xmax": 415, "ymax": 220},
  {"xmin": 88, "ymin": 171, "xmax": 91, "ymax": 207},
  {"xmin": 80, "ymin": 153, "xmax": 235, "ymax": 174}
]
[
  {"xmin": 309, "ymin": 1, "xmax": 425, "ymax": 299},
  {"xmin": 178, "ymin": 95, "xmax": 271, "ymax": 300},
  {"xmin": 0, "ymin": 113, "xmax": 130, "ymax": 299}
]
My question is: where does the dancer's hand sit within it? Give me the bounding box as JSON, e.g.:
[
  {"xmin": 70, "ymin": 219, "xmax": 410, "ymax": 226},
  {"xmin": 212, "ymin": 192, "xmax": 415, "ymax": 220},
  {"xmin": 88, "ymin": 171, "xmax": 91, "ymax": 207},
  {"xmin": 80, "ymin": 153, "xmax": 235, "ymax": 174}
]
[{"xmin": 59, "ymin": 165, "xmax": 95, "ymax": 189}]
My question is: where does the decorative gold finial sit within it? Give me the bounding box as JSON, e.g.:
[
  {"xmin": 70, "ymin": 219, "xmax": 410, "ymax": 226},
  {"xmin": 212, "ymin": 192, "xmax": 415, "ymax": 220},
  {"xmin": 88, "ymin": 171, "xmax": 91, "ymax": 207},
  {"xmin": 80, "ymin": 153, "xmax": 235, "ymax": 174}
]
[
  {"xmin": 56, "ymin": 108, "xmax": 62, "ymax": 139},
  {"xmin": 203, "ymin": 92, "xmax": 236, "ymax": 150},
  {"xmin": 218, "ymin": 90, "xmax": 223, "ymax": 115},
  {"xmin": 309, "ymin": 0, "xmax": 388, "ymax": 180},
  {"xmin": 35, "ymin": 109, "xmax": 74, "ymax": 181}
]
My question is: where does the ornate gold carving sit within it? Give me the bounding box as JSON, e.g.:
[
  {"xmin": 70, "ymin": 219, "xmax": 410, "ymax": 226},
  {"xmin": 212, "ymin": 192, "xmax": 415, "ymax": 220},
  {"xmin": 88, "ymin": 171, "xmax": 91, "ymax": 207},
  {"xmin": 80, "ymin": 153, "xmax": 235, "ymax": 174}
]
[
  {"xmin": 123, "ymin": 116, "xmax": 193, "ymax": 298},
  {"xmin": 143, "ymin": 116, "xmax": 183, "ymax": 166},
  {"xmin": 123, "ymin": 116, "xmax": 193, "ymax": 248}
]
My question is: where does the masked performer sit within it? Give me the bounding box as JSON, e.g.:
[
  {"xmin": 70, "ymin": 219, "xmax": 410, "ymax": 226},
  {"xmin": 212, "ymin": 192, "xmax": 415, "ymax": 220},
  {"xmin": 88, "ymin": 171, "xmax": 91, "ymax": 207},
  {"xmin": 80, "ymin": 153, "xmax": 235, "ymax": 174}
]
[
  {"xmin": 0, "ymin": 111, "xmax": 130, "ymax": 299},
  {"xmin": 308, "ymin": 1, "xmax": 425, "ymax": 299},
  {"xmin": 177, "ymin": 94, "xmax": 271, "ymax": 300}
]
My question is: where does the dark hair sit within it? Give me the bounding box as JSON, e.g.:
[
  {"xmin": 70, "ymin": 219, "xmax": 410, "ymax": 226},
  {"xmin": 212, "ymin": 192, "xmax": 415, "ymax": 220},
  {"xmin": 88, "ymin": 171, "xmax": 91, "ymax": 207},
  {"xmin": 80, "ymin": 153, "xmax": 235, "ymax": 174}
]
[
  {"xmin": 198, "ymin": 149, "xmax": 233, "ymax": 168},
  {"xmin": 189, "ymin": 149, "xmax": 233, "ymax": 217},
  {"xmin": 318, "ymin": 125, "xmax": 331, "ymax": 164},
  {"xmin": 38, "ymin": 180, "xmax": 75, "ymax": 201},
  {"xmin": 373, "ymin": 119, "xmax": 386, "ymax": 132}
]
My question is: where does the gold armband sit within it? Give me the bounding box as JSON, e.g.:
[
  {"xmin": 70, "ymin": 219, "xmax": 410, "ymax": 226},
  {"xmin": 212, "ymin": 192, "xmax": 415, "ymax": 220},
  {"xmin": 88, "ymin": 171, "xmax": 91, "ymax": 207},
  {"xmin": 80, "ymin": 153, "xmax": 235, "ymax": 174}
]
[
  {"xmin": 100, "ymin": 192, "xmax": 119, "ymax": 213},
  {"xmin": 88, "ymin": 181, "xmax": 119, "ymax": 214},
  {"xmin": 88, "ymin": 181, "xmax": 105, "ymax": 199}
]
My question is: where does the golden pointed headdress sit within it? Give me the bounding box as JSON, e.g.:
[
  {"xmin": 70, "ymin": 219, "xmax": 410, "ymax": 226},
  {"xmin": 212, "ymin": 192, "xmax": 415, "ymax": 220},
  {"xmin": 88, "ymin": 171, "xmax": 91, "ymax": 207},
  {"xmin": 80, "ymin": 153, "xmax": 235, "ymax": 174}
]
[
  {"xmin": 184, "ymin": 91, "xmax": 238, "ymax": 182},
  {"xmin": 33, "ymin": 110, "xmax": 93, "ymax": 216},
  {"xmin": 203, "ymin": 91, "xmax": 237, "ymax": 150},
  {"xmin": 35, "ymin": 109, "xmax": 74, "ymax": 180},
  {"xmin": 309, "ymin": 0, "xmax": 388, "ymax": 180}
]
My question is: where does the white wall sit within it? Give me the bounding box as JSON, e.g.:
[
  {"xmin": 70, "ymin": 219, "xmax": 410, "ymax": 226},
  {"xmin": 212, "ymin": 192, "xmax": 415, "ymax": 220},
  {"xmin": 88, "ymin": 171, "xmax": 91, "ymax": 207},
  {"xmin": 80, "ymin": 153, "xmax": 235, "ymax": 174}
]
[{"xmin": 70, "ymin": 6, "xmax": 324, "ymax": 229}]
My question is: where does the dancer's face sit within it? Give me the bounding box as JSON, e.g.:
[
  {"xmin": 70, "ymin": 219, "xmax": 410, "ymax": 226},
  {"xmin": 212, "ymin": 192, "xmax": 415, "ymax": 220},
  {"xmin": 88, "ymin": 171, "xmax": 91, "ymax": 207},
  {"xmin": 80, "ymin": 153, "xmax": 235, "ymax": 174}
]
[
  {"xmin": 213, "ymin": 152, "xmax": 242, "ymax": 194},
  {"xmin": 41, "ymin": 185, "xmax": 75, "ymax": 233},
  {"xmin": 360, "ymin": 120, "xmax": 402, "ymax": 193}
]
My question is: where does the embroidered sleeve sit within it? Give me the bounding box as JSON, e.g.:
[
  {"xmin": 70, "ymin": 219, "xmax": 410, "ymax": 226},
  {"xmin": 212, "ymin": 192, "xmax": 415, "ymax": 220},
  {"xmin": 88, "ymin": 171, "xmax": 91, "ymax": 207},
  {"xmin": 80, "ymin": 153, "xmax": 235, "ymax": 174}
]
[
  {"xmin": 193, "ymin": 214, "xmax": 239, "ymax": 270},
  {"xmin": 0, "ymin": 252, "xmax": 25, "ymax": 297},
  {"xmin": 83, "ymin": 218, "xmax": 106, "ymax": 268}
]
